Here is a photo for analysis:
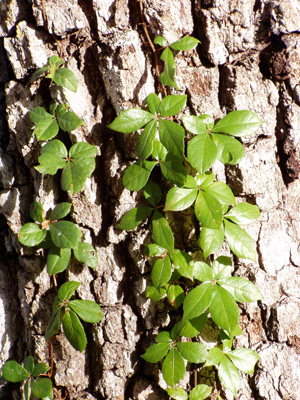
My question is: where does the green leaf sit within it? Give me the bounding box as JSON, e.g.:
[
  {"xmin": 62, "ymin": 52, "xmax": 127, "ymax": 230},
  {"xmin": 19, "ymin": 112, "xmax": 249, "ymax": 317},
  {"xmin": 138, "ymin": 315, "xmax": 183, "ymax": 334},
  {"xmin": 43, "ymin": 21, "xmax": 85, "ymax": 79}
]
[
  {"xmin": 182, "ymin": 282, "xmax": 212, "ymax": 321},
  {"xmin": 206, "ymin": 347, "xmax": 224, "ymax": 366},
  {"xmin": 62, "ymin": 309, "xmax": 87, "ymax": 352},
  {"xmin": 146, "ymin": 93, "xmax": 161, "ymax": 114},
  {"xmin": 58, "ymin": 281, "xmax": 80, "ymax": 301},
  {"xmin": 167, "ymin": 284, "xmax": 185, "ymax": 308},
  {"xmin": 187, "ymin": 133, "xmax": 218, "ymax": 174},
  {"xmin": 196, "ymin": 171, "xmax": 215, "ymax": 186},
  {"xmin": 152, "ymin": 139, "xmax": 168, "ymax": 160},
  {"xmin": 145, "ymin": 283, "xmax": 167, "ymax": 301},
  {"xmin": 1, "ymin": 361, "xmax": 30, "ymax": 382},
  {"xmin": 195, "ymin": 191, "xmax": 223, "ymax": 229},
  {"xmin": 164, "ymin": 187, "xmax": 197, "ymax": 212},
  {"xmin": 49, "ymin": 102, "xmax": 57, "ymax": 115},
  {"xmin": 189, "ymin": 384, "xmax": 212, "ymax": 400},
  {"xmin": 141, "ymin": 342, "xmax": 171, "ymax": 363},
  {"xmin": 160, "ymin": 154, "xmax": 186, "ymax": 186},
  {"xmin": 49, "ymin": 55, "xmax": 64, "ymax": 67},
  {"xmin": 45, "ymin": 309, "xmax": 61, "ymax": 341},
  {"xmin": 183, "ymin": 175, "xmax": 198, "ymax": 189},
  {"xmin": 227, "ymin": 348, "xmax": 259, "ymax": 374},
  {"xmin": 39, "ymin": 231, "xmax": 54, "ymax": 249},
  {"xmin": 50, "ymin": 221, "xmax": 81, "ymax": 249},
  {"xmin": 30, "ymin": 201, "xmax": 44, "ymax": 223},
  {"xmin": 225, "ymin": 202, "xmax": 260, "ymax": 225},
  {"xmin": 34, "ymin": 117, "xmax": 59, "ymax": 141},
  {"xmin": 212, "ymin": 133, "xmax": 245, "ymax": 165},
  {"xmin": 30, "ymin": 66, "xmax": 49, "ymax": 83},
  {"xmin": 31, "ymin": 378, "xmax": 53, "ymax": 398},
  {"xmin": 212, "ymin": 110, "xmax": 263, "ymax": 137},
  {"xmin": 218, "ymin": 277, "xmax": 263, "ymax": 302},
  {"xmin": 144, "ymin": 243, "xmax": 166, "ymax": 257},
  {"xmin": 170, "ymin": 36, "xmax": 200, "ymax": 51},
  {"xmin": 212, "ymin": 256, "xmax": 233, "ymax": 279},
  {"xmin": 61, "ymin": 159, "xmax": 95, "ymax": 194},
  {"xmin": 209, "ymin": 285, "xmax": 240, "ymax": 336},
  {"xmin": 152, "ymin": 210, "xmax": 174, "ymax": 251},
  {"xmin": 155, "ymin": 331, "xmax": 172, "ymax": 343},
  {"xmin": 160, "ymin": 47, "xmax": 179, "ymax": 89},
  {"xmin": 162, "ymin": 346, "xmax": 185, "ymax": 386},
  {"xmin": 108, "ymin": 109, "xmax": 155, "ymax": 133},
  {"xmin": 202, "ymin": 182, "xmax": 236, "ymax": 206},
  {"xmin": 192, "ymin": 261, "xmax": 213, "ymax": 281},
  {"xmin": 53, "ymin": 68, "xmax": 77, "ymax": 92},
  {"xmin": 159, "ymin": 119, "xmax": 185, "ymax": 159},
  {"xmin": 170, "ymin": 249, "xmax": 193, "ymax": 280},
  {"xmin": 224, "ymin": 219, "xmax": 257, "ymax": 261},
  {"xmin": 143, "ymin": 180, "xmax": 162, "ymax": 207},
  {"xmin": 33, "ymin": 363, "xmax": 50, "ymax": 378},
  {"xmin": 181, "ymin": 115, "xmax": 206, "ymax": 135},
  {"xmin": 154, "ymin": 36, "xmax": 168, "ymax": 46},
  {"xmin": 123, "ymin": 161, "xmax": 157, "ymax": 191},
  {"xmin": 151, "ymin": 256, "xmax": 172, "ymax": 288},
  {"xmin": 179, "ymin": 314, "xmax": 207, "ymax": 338},
  {"xmin": 23, "ymin": 356, "xmax": 34, "ymax": 374},
  {"xmin": 167, "ymin": 388, "xmax": 188, "ymax": 400},
  {"xmin": 18, "ymin": 223, "xmax": 47, "ymax": 247},
  {"xmin": 137, "ymin": 119, "xmax": 157, "ymax": 162},
  {"xmin": 29, "ymin": 107, "xmax": 53, "ymax": 123},
  {"xmin": 47, "ymin": 247, "xmax": 71, "ymax": 275},
  {"xmin": 49, "ymin": 202, "xmax": 71, "ymax": 221},
  {"xmin": 118, "ymin": 206, "xmax": 153, "ymax": 230},
  {"xmin": 68, "ymin": 300, "xmax": 103, "ymax": 323},
  {"xmin": 199, "ymin": 227, "xmax": 224, "ymax": 259},
  {"xmin": 176, "ymin": 342, "xmax": 208, "ymax": 363},
  {"xmin": 73, "ymin": 242, "xmax": 98, "ymax": 269},
  {"xmin": 69, "ymin": 142, "xmax": 97, "ymax": 159},
  {"xmin": 218, "ymin": 356, "xmax": 241, "ymax": 396},
  {"xmin": 159, "ymin": 95, "xmax": 187, "ymax": 117},
  {"xmin": 35, "ymin": 140, "xmax": 67, "ymax": 175},
  {"xmin": 55, "ymin": 103, "xmax": 68, "ymax": 117},
  {"xmin": 57, "ymin": 112, "xmax": 84, "ymax": 132}
]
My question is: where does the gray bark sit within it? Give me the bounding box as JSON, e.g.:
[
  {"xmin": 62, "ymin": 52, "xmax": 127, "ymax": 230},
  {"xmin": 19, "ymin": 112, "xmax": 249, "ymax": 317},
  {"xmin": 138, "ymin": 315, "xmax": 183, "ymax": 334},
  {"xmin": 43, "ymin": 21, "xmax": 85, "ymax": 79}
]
[{"xmin": 0, "ymin": 0, "xmax": 300, "ymax": 399}]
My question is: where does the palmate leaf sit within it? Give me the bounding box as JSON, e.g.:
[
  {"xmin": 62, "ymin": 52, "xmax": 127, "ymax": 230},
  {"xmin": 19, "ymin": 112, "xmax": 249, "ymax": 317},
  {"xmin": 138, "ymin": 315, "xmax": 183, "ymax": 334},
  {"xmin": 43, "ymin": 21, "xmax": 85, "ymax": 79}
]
[
  {"xmin": 217, "ymin": 276, "xmax": 263, "ymax": 302},
  {"xmin": 141, "ymin": 342, "xmax": 171, "ymax": 363},
  {"xmin": 162, "ymin": 346, "xmax": 185, "ymax": 387},
  {"xmin": 73, "ymin": 242, "xmax": 98, "ymax": 269},
  {"xmin": 224, "ymin": 219, "xmax": 257, "ymax": 261},
  {"xmin": 53, "ymin": 68, "xmax": 77, "ymax": 92},
  {"xmin": 123, "ymin": 161, "xmax": 157, "ymax": 191},
  {"xmin": 199, "ymin": 227, "xmax": 224, "ymax": 259},
  {"xmin": 164, "ymin": 187, "xmax": 198, "ymax": 211},
  {"xmin": 62, "ymin": 309, "xmax": 87, "ymax": 352},
  {"xmin": 68, "ymin": 300, "xmax": 103, "ymax": 323},
  {"xmin": 211, "ymin": 133, "xmax": 245, "ymax": 165},
  {"xmin": 50, "ymin": 221, "xmax": 81, "ymax": 249},
  {"xmin": 218, "ymin": 356, "xmax": 241, "ymax": 396},
  {"xmin": 58, "ymin": 281, "xmax": 80, "ymax": 301},
  {"xmin": 108, "ymin": 108, "xmax": 155, "ymax": 133},
  {"xmin": 35, "ymin": 139, "xmax": 67, "ymax": 175},
  {"xmin": 225, "ymin": 202, "xmax": 260, "ymax": 225},
  {"xmin": 170, "ymin": 36, "xmax": 200, "ymax": 51},
  {"xmin": 182, "ymin": 282, "xmax": 212, "ymax": 321},
  {"xmin": 187, "ymin": 133, "xmax": 218, "ymax": 174},
  {"xmin": 30, "ymin": 65, "xmax": 49, "ymax": 83},
  {"xmin": 159, "ymin": 119, "xmax": 185, "ymax": 159},
  {"xmin": 159, "ymin": 95, "xmax": 187, "ymax": 117},
  {"xmin": 151, "ymin": 256, "xmax": 172, "ymax": 288},
  {"xmin": 212, "ymin": 110, "xmax": 263, "ymax": 137},
  {"xmin": 154, "ymin": 36, "xmax": 168, "ymax": 47},
  {"xmin": 155, "ymin": 331, "xmax": 172, "ymax": 343},
  {"xmin": 34, "ymin": 117, "xmax": 59, "ymax": 141},
  {"xmin": 192, "ymin": 261, "xmax": 213, "ymax": 282},
  {"xmin": 226, "ymin": 348, "xmax": 259, "ymax": 374},
  {"xmin": 195, "ymin": 191, "xmax": 223, "ymax": 229},
  {"xmin": 117, "ymin": 206, "xmax": 153, "ymax": 230},
  {"xmin": 144, "ymin": 243, "xmax": 166, "ymax": 257},
  {"xmin": 152, "ymin": 138, "xmax": 168, "ymax": 160},
  {"xmin": 137, "ymin": 119, "xmax": 157, "ymax": 162},
  {"xmin": 160, "ymin": 47, "xmax": 178, "ymax": 89},
  {"xmin": 29, "ymin": 107, "xmax": 53, "ymax": 123},
  {"xmin": 1, "ymin": 360, "xmax": 30, "ymax": 382},
  {"xmin": 18, "ymin": 223, "xmax": 47, "ymax": 247},
  {"xmin": 152, "ymin": 210, "xmax": 174, "ymax": 251},
  {"xmin": 176, "ymin": 342, "xmax": 208, "ymax": 363},
  {"xmin": 31, "ymin": 378, "xmax": 53, "ymax": 398},
  {"xmin": 33, "ymin": 363, "xmax": 50, "ymax": 378},
  {"xmin": 212, "ymin": 256, "xmax": 233, "ymax": 279},
  {"xmin": 47, "ymin": 247, "xmax": 71, "ymax": 275}
]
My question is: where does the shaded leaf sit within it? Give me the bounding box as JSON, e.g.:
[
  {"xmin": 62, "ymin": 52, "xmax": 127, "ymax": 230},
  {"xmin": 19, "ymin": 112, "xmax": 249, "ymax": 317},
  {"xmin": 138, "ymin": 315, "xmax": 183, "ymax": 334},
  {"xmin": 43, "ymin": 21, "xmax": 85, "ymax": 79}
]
[
  {"xmin": 137, "ymin": 119, "xmax": 157, "ymax": 162},
  {"xmin": 212, "ymin": 110, "xmax": 263, "ymax": 137},
  {"xmin": 49, "ymin": 202, "xmax": 71, "ymax": 221},
  {"xmin": 152, "ymin": 210, "xmax": 174, "ymax": 251},
  {"xmin": 45, "ymin": 309, "xmax": 61, "ymax": 341},
  {"xmin": 29, "ymin": 107, "xmax": 52, "ymax": 123},
  {"xmin": 30, "ymin": 66, "xmax": 49, "ymax": 83},
  {"xmin": 167, "ymin": 284, "xmax": 185, "ymax": 308},
  {"xmin": 47, "ymin": 247, "xmax": 71, "ymax": 275},
  {"xmin": 1, "ymin": 361, "xmax": 30, "ymax": 382},
  {"xmin": 145, "ymin": 283, "xmax": 167, "ymax": 301},
  {"xmin": 160, "ymin": 154, "xmax": 186, "ymax": 186},
  {"xmin": 118, "ymin": 206, "xmax": 153, "ymax": 230},
  {"xmin": 23, "ymin": 356, "xmax": 34, "ymax": 374},
  {"xmin": 143, "ymin": 180, "xmax": 162, "ymax": 207},
  {"xmin": 123, "ymin": 161, "xmax": 157, "ymax": 191},
  {"xmin": 141, "ymin": 342, "xmax": 171, "ymax": 363},
  {"xmin": 160, "ymin": 47, "xmax": 178, "ymax": 89},
  {"xmin": 33, "ymin": 363, "xmax": 50, "ymax": 378},
  {"xmin": 62, "ymin": 310, "xmax": 87, "ymax": 352},
  {"xmin": 18, "ymin": 223, "xmax": 47, "ymax": 247},
  {"xmin": 162, "ymin": 346, "xmax": 185, "ymax": 386},
  {"xmin": 151, "ymin": 139, "xmax": 168, "ymax": 160},
  {"xmin": 30, "ymin": 201, "xmax": 44, "ymax": 223},
  {"xmin": 57, "ymin": 112, "xmax": 84, "ymax": 132},
  {"xmin": 50, "ymin": 221, "xmax": 81, "ymax": 249},
  {"xmin": 108, "ymin": 109, "xmax": 155, "ymax": 133},
  {"xmin": 179, "ymin": 314, "xmax": 207, "ymax": 338},
  {"xmin": 151, "ymin": 256, "xmax": 172, "ymax": 288},
  {"xmin": 31, "ymin": 378, "xmax": 53, "ymax": 398}
]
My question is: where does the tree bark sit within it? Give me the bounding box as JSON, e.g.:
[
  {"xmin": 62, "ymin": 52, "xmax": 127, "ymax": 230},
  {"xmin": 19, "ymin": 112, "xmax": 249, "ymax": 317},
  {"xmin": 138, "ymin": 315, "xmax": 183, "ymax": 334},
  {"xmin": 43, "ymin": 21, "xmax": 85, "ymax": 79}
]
[{"xmin": 0, "ymin": 1, "xmax": 300, "ymax": 399}]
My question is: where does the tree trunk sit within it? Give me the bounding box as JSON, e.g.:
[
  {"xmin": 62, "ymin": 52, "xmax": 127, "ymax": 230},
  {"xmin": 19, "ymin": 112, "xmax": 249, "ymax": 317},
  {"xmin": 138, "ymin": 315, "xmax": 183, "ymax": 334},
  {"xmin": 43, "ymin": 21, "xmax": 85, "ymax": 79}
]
[{"xmin": 0, "ymin": 1, "xmax": 300, "ymax": 399}]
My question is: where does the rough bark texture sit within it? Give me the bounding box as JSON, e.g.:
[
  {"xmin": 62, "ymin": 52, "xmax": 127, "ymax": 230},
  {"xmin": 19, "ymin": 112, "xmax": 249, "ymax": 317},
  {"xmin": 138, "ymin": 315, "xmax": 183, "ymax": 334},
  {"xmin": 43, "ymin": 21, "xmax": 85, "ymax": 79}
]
[{"xmin": 0, "ymin": 0, "xmax": 300, "ymax": 399}]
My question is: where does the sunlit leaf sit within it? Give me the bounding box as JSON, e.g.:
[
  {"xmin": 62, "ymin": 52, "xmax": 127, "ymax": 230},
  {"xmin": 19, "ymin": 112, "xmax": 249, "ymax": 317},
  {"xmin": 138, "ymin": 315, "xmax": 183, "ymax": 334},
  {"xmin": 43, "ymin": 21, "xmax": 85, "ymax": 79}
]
[
  {"xmin": 57, "ymin": 112, "xmax": 84, "ymax": 132},
  {"xmin": 194, "ymin": 191, "xmax": 223, "ymax": 229},
  {"xmin": 182, "ymin": 115, "xmax": 206, "ymax": 135},
  {"xmin": 1, "ymin": 361, "xmax": 30, "ymax": 382},
  {"xmin": 53, "ymin": 68, "xmax": 77, "ymax": 92},
  {"xmin": 108, "ymin": 109, "xmax": 155, "ymax": 133},
  {"xmin": 73, "ymin": 242, "xmax": 98, "ymax": 269},
  {"xmin": 212, "ymin": 133, "xmax": 245, "ymax": 165},
  {"xmin": 176, "ymin": 342, "xmax": 208, "ymax": 363},
  {"xmin": 151, "ymin": 256, "xmax": 172, "ymax": 288},
  {"xmin": 212, "ymin": 110, "xmax": 263, "ymax": 137},
  {"xmin": 31, "ymin": 378, "xmax": 53, "ymax": 398},
  {"xmin": 146, "ymin": 92, "xmax": 161, "ymax": 114},
  {"xmin": 18, "ymin": 223, "xmax": 47, "ymax": 247},
  {"xmin": 141, "ymin": 342, "xmax": 171, "ymax": 363},
  {"xmin": 160, "ymin": 47, "xmax": 178, "ymax": 89},
  {"xmin": 162, "ymin": 346, "xmax": 185, "ymax": 386},
  {"xmin": 217, "ymin": 277, "xmax": 263, "ymax": 302},
  {"xmin": 47, "ymin": 247, "xmax": 71, "ymax": 275},
  {"xmin": 123, "ymin": 161, "xmax": 157, "ymax": 191},
  {"xmin": 218, "ymin": 356, "xmax": 241, "ymax": 396},
  {"xmin": 50, "ymin": 221, "xmax": 81, "ymax": 249},
  {"xmin": 167, "ymin": 284, "xmax": 185, "ymax": 308},
  {"xmin": 58, "ymin": 281, "xmax": 80, "ymax": 301},
  {"xmin": 189, "ymin": 384, "xmax": 212, "ymax": 400},
  {"xmin": 225, "ymin": 202, "xmax": 260, "ymax": 225},
  {"xmin": 68, "ymin": 300, "xmax": 103, "ymax": 323},
  {"xmin": 182, "ymin": 282, "xmax": 212, "ymax": 321},
  {"xmin": 170, "ymin": 36, "xmax": 200, "ymax": 51},
  {"xmin": 137, "ymin": 119, "xmax": 157, "ymax": 162},
  {"xmin": 164, "ymin": 187, "xmax": 197, "ymax": 211},
  {"xmin": 159, "ymin": 119, "xmax": 185, "ymax": 159},
  {"xmin": 224, "ymin": 220, "xmax": 257, "ymax": 261},
  {"xmin": 49, "ymin": 202, "xmax": 71, "ymax": 221},
  {"xmin": 62, "ymin": 310, "xmax": 87, "ymax": 352},
  {"xmin": 187, "ymin": 133, "xmax": 218, "ymax": 174},
  {"xmin": 199, "ymin": 227, "xmax": 224, "ymax": 259},
  {"xmin": 159, "ymin": 95, "xmax": 187, "ymax": 117},
  {"xmin": 118, "ymin": 206, "xmax": 153, "ymax": 230},
  {"xmin": 202, "ymin": 182, "xmax": 236, "ymax": 206},
  {"xmin": 152, "ymin": 210, "xmax": 174, "ymax": 251},
  {"xmin": 227, "ymin": 348, "xmax": 259, "ymax": 374}
]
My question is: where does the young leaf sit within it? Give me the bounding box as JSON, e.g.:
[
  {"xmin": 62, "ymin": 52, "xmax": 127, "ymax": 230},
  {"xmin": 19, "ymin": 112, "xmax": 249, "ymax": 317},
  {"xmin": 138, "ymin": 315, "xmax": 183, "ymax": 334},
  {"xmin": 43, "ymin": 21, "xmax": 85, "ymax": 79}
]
[
  {"xmin": 217, "ymin": 277, "xmax": 263, "ymax": 302},
  {"xmin": 49, "ymin": 102, "xmax": 57, "ymax": 115},
  {"xmin": 159, "ymin": 119, "xmax": 185, "ymax": 159},
  {"xmin": 176, "ymin": 342, "xmax": 208, "ymax": 363},
  {"xmin": 151, "ymin": 256, "xmax": 172, "ymax": 288},
  {"xmin": 162, "ymin": 346, "xmax": 185, "ymax": 387},
  {"xmin": 1, "ymin": 361, "xmax": 30, "ymax": 382},
  {"xmin": 108, "ymin": 109, "xmax": 155, "ymax": 133},
  {"xmin": 187, "ymin": 133, "xmax": 218, "ymax": 174},
  {"xmin": 57, "ymin": 112, "xmax": 84, "ymax": 132},
  {"xmin": 146, "ymin": 92, "xmax": 161, "ymax": 114},
  {"xmin": 49, "ymin": 202, "xmax": 71, "ymax": 221},
  {"xmin": 141, "ymin": 342, "xmax": 171, "ymax": 363},
  {"xmin": 53, "ymin": 68, "xmax": 77, "ymax": 92},
  {"xmin": 224, "ymin": 220, "xmax": 257, "ymax": 261},
  {"xmin": 155, "ymin": 331, "xmax": 172, "ymax": 343},
  {"xmin": 212, "ymin": 110, "xmax": 263, "ymax": 137},
  {"xmin": 29, "ymin": 107, "xmax": 53, "ymax": 123},
  {"xmin": 31, "ymin": 378, "xmax": 53, "ymax": 398},
  {"xmin": 179, "ymin": 314, "xmax": 207, "ymax": 338},
  {"xmin": 137, "ymin": 119, "xmax": 157, "ymax": 162},
  {"xmin": 35, "ymin": 139, "xmax": 67, "ymax": 175},
  {"xmin": 182, "ymin": 282, "xmax": 213, "ymax": 321},
  {"xmin": 199, "ymin": 227, "xmax": 224, "ymax": 259},
  {"xmin": 58, "ymin": 281, "xmax": 80, "ymax": 301},
  {"xmin": 45, "ymin": 309, "xmax": 61, "ymax": 341},
  {"xmin": 212, "ymin": 133, "xmax": 245, "ymax": 165},
  {"xmin": 68, "ymin": 300, "xmax": 103, "ymax": 323},
  {"xmin": 170, "ymin": 36, "xmax": 200, "ymax": 51},
  {"xmin": 209, "ymin": 285, "xmax": 240, "ymax": 337},
  {"xmin": 33, "ymin": 363, "xmax": 50, "ymax": 378},
  {"xmin": 170, "ymin": 249, "xmax": 193, "ymax": 280},
  {"xmin": 202, "ymin": 182, "xmax": 236, "ymax": 206},
  {"xmin": 152, "ymin": 210, "xmax": 174, "ymax": 251},
  {"xmin": 160, "ymin": 154, "xmax": 187, "ymax": 186},
  {"xmin": 49, "ymin": 55, "xmax": 64, "ymax": 67},
  {"xmin": 181, "ymin": 115, "xmax": 207, "ymax": 135},
  {"xmin": 50, "ymin": 221, "xmax": 81, "ymax": 249},
  {"xmin": 23, "ymin": 356, "xmax": 34, "ymax": 374},
  {"xmin": 123, "ymin": 161, "xmax": 157, "ymax": 191},
  {"xmin": 143, "ymin": 180, "xmax": 162, "ymax": 207},
  {"xmin": 159, "ymin": 95, "xmax": 187, "ymax": 117},
  {"xmin": 227, "ymin": 348, "xmax": 259, "ymax": 374},
  {"xmin": 33, "ymin": 117, "xmax": 59, "ymax": 141},
  {"xmin": 160, "ymin": 47, "xmax": 179, "ymax": 89},
  {"xmin": 73, "ymin": 242, "xmax": 98, "ymax": 269},
  {"xmin": 47, "ymin": 247, "xmax": 71, "ymax": 275},
  {"xmin": 30, "ymin": 65, "xmax": 50, "ymax": 83},
  {"xmin": 192, "ymin": 261, "xmax": 213, "ymax": 282},
  {"xmin": 218, "ymin": 356, "xmax": 241, "ymax": 396},
  {"xmin": 154, "ymin": 36, "xmax": 168, "ymax": 47},
  {"xmin": 167, "ymin": 387, "xmax": 188, "ymax": 400},
  {"xmin": 62, "ymin": 309, "xmax": 87, "ymax": 352},
  {"xmin": 212, "ymin": 256, "xmax": 233, "ymax": 279},
  {"xmin": 18, "ymin": 223, "xmax": 47, "ymax": 247},
  {"xmin": 164, "ymin": 187, "xmax": 198, "ymax": 212},
  {"xmin": 144, "ymin": 243, "xmax": 166, "ymax": 257},
  {"xmin": 118, "ymin": 206, "xmax": 153, "ymax": 230},
  {"xmin": 225, "ymin": 202, "xmax": 260, "ymax": 225},
  {"xmin": 194, "ymin": 191, "xmax": 223, "ymax": 229},
  {"xmin": 189, "ymin": 384, "xmax": 212, "ymax": 400},
  {"xmin": 30, "ymin": 201, "xmax": 44, "ymax": 223},
  {"xmin": 167, "ymin": 284, "xmax": 185, "ymax": 308},
  {"xmin": 145, "ymin": 283, "xmax": 167, "ymax": 301}
]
